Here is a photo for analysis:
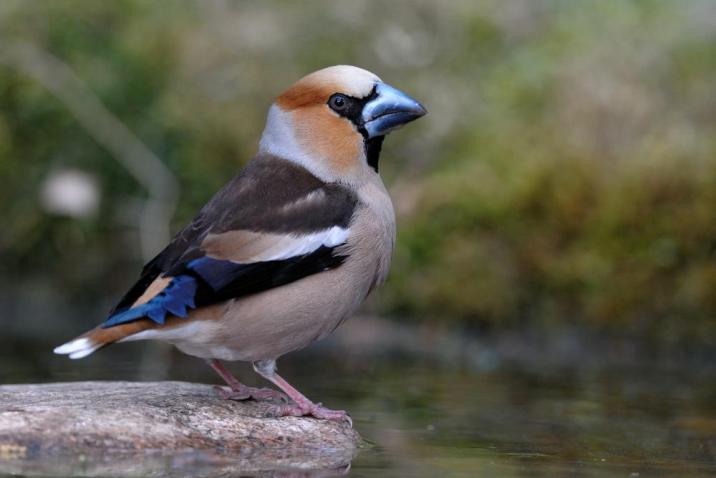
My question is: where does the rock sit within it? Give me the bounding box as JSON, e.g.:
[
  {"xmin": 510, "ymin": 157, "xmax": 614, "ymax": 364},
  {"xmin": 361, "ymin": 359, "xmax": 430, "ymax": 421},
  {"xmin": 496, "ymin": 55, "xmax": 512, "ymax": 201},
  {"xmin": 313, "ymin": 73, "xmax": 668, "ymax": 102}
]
[{"xmin": 0, "ymin": 381, "xmax": 360, "ymax": 476}]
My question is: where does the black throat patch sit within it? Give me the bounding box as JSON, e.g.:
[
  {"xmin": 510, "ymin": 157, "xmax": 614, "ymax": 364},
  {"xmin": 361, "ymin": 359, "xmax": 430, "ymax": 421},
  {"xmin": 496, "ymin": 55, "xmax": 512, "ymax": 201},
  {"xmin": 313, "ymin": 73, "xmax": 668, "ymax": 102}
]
[{"xmin": 364, "ymin": 136, "xmax": 385, "ymax": 172}]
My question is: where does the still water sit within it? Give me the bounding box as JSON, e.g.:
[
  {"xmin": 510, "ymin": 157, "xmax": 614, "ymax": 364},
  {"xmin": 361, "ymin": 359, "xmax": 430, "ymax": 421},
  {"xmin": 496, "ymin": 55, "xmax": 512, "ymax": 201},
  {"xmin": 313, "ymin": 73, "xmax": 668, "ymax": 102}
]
[{"xmin": 1, "ymin": 319, "xmax": 714, "ymax": 477}]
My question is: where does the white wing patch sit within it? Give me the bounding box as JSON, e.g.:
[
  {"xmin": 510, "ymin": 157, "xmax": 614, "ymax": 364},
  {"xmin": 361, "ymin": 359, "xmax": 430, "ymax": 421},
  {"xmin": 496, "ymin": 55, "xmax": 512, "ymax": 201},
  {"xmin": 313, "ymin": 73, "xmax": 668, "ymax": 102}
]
[
  {"xmin": 265, "ymin": 226, "xmax": 348, "ymax": 261},
  {"xmin": 202, "ymin": 226, "xmax": 350, "ymax": 263}
]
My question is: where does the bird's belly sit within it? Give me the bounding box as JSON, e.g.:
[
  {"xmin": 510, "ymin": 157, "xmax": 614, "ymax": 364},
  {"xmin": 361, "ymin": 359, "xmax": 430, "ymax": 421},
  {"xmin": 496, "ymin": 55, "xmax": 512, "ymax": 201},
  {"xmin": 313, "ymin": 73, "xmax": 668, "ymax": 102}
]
[{"xmin": 231, "ymin": 275, "xmax": 365, "ymax": 359}]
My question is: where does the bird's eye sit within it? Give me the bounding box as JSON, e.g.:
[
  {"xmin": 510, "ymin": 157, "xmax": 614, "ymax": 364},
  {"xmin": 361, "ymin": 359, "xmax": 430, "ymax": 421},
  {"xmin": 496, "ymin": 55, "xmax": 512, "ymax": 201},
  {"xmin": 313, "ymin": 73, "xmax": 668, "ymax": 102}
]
[{"xmin": 328, "ymin": 94, "xmax": 348, "ymax": 112}]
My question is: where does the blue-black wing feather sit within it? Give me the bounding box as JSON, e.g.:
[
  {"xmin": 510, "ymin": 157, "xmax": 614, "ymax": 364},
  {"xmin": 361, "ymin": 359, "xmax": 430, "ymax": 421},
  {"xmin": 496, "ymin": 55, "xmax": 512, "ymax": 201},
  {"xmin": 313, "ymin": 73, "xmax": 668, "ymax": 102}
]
[{"xmin": 102, "ymin": 246, "xmax": 346, "ymax": 328}]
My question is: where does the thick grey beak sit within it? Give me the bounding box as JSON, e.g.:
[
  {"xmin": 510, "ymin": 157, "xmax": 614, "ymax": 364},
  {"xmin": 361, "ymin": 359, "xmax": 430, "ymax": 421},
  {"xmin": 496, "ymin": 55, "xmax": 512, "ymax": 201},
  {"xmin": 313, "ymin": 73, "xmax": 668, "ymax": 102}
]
[{"xmin": 362, "ymin": 82, "xmax": 427, "ymax": 138}]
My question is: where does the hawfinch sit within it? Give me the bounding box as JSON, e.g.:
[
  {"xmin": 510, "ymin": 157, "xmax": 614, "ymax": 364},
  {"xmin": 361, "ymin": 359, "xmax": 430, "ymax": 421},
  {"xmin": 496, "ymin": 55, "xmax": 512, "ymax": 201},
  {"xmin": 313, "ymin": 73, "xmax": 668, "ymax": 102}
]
[{"xmin": 55, "ymin": 65, "xmax": 426, "ymax": 422}]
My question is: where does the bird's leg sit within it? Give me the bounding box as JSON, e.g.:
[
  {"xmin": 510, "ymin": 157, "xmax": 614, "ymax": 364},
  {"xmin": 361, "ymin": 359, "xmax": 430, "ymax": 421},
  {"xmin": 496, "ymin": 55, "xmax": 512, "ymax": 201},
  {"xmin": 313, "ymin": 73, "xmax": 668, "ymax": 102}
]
[
  {"xmin": 207, "ymin": 359, "xmax": 288, "ymax": 402},
  {"xmin": 252, "ymin": 359, "xmax": 352, "ymax": 425}
]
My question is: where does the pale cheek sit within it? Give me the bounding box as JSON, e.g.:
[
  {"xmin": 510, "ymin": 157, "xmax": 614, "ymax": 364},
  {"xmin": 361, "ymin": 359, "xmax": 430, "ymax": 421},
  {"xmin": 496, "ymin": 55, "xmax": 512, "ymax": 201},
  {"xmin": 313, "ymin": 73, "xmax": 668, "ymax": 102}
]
[{"xmin": 293, "ymin": 107, "xmax": 362, "ymax": 173}]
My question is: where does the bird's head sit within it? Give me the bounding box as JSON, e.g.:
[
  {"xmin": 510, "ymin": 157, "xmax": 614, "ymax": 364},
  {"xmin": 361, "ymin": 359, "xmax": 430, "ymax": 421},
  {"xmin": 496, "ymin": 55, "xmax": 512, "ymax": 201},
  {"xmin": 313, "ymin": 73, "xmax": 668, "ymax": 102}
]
[{"xmin": 259, "ymin": 65, "xmax": 426, "ymax": 183}]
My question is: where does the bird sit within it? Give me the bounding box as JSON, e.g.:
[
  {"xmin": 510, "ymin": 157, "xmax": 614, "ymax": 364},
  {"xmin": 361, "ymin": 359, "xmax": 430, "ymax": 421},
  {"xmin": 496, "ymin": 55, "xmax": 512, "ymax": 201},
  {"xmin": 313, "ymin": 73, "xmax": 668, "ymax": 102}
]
[{"xmin": 54, "ymin": 65, "xmax": 426, "ymax": 422}]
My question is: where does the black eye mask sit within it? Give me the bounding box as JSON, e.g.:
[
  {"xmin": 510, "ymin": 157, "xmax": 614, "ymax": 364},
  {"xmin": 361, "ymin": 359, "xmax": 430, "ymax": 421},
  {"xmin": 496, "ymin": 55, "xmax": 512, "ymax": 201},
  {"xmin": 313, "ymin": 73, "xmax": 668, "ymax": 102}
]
[{"xmin": 327, "ymin": 87, "xmax": 383, "ymax": 171}]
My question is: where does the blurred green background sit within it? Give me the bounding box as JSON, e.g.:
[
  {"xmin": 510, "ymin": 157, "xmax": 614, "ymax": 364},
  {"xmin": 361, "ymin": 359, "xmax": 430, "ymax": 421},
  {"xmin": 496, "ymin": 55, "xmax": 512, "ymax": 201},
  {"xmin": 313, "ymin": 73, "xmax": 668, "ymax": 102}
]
[{"xmin": 1, "ymin": 0, "xmax": 716, "ymax": 347}]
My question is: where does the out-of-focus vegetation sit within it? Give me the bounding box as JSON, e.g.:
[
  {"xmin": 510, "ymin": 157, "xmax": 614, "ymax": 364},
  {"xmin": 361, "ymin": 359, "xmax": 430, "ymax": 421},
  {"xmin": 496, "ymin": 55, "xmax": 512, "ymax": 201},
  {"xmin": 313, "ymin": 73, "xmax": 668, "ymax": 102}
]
[{"xmin": 1, "ymin": 1, "xmax": 715, "ymax": 345}]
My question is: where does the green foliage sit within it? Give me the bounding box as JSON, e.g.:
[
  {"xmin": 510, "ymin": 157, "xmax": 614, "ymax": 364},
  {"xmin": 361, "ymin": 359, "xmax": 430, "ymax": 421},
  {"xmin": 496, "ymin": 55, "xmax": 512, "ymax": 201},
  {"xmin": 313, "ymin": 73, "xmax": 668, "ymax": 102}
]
[{"xmin": 389, "ymin": 155, "xmax": 716, "ymax": 341}]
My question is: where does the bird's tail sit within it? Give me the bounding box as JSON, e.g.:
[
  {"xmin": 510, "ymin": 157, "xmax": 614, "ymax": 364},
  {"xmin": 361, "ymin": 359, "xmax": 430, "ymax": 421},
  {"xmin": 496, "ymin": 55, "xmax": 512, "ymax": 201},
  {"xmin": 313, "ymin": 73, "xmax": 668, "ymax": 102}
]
[{"xmin": 53, "ymin": 319, "xmax": 155, "ymax": 359}]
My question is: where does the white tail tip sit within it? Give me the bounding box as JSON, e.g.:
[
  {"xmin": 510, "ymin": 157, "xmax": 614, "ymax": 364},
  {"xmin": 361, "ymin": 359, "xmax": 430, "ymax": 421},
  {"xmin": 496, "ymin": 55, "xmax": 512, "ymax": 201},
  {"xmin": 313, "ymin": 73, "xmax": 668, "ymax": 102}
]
[{"xmin": 53, "ymin": 337, "xmax": 100, "ymax": 359}]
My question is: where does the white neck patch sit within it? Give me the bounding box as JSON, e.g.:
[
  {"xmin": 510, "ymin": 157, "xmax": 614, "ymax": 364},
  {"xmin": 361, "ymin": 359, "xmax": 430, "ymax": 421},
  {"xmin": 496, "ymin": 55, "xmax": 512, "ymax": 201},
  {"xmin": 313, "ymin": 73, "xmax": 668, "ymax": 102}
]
[{"xmin": 259, "ymin": 104, "xmax": 337, "ymax": 182}]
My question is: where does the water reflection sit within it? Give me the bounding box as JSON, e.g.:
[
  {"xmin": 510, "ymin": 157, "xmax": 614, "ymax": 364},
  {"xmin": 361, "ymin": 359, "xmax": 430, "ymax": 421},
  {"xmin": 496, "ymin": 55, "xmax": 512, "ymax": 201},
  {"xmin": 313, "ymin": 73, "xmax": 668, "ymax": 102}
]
[
  {"xmin": 0, "ymin": 451, "xmax": 352, "ymax": 478},
  {"xmin": 1, "ymin": 320, "xmax": 715, "ymax": 477}
]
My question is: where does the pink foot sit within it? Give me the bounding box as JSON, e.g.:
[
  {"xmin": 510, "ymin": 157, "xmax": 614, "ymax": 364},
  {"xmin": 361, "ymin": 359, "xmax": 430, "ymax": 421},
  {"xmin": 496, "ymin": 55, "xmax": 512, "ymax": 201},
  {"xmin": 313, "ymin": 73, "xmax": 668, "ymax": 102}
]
[
  {"xmin": 265, "ymin": 401, "xmax": 352, "ymax": 425},
  {"xmin": 213, "ymin": 384, "xmax": 288, "ymax": 403}
]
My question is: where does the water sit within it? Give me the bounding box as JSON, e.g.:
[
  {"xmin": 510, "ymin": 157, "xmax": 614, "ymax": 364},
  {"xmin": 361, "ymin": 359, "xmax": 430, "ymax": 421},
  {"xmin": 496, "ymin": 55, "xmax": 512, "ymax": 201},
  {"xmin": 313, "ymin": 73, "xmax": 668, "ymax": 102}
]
[{"xmin": 1, "ymin": 322, "xmax": 715, "ymax": 477}]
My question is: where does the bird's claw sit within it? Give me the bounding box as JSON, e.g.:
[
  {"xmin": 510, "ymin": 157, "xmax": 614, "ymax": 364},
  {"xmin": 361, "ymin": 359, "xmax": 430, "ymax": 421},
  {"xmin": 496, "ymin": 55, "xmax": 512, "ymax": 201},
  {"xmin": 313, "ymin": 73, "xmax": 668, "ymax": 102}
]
[
  {"xmin": 213, "ymin": 385, "xmax": 250, "ymax": 401},
  {"xmin": 213, "ymin": 385, "xmax": 288, "ymax": 403},
  {"xmin": 250, "ymin": 387, "xmax": 290, "ymax": 403},
  {"xmin": 264, "ymin": 402, "xmax": 353, "ymax": 426}
]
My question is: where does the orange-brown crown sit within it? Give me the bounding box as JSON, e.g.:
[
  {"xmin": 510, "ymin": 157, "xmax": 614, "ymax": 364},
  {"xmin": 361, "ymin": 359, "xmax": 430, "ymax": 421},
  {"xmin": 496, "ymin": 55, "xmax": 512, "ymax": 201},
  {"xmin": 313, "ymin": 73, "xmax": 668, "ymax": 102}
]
[{"xmin": 276, "ymin": 65, "xmax": 380, "ymax": 110}]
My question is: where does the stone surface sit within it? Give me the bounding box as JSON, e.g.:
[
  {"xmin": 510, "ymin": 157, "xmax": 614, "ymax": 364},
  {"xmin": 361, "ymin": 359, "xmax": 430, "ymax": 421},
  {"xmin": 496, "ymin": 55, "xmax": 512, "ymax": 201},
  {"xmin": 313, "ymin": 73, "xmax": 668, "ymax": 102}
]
[{"xmin": 0, "ymin": 381, "xmax": 360, "ymax": 476}]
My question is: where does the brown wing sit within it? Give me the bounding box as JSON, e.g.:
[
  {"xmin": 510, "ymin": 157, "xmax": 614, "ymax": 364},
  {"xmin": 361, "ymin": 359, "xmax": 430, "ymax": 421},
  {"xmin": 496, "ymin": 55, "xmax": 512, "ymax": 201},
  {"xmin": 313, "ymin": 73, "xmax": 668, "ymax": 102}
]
[{"xmin": 109, "ymin": 153, "xmax": 357, "ymax": 315}]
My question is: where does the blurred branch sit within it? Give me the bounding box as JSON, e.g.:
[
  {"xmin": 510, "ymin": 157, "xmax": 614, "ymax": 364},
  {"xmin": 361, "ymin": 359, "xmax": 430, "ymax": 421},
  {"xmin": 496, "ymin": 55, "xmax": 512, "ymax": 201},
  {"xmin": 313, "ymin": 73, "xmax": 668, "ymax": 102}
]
[{"xmin": 0, "ymin": 41, "xmax": 178, "ymax": 260}]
